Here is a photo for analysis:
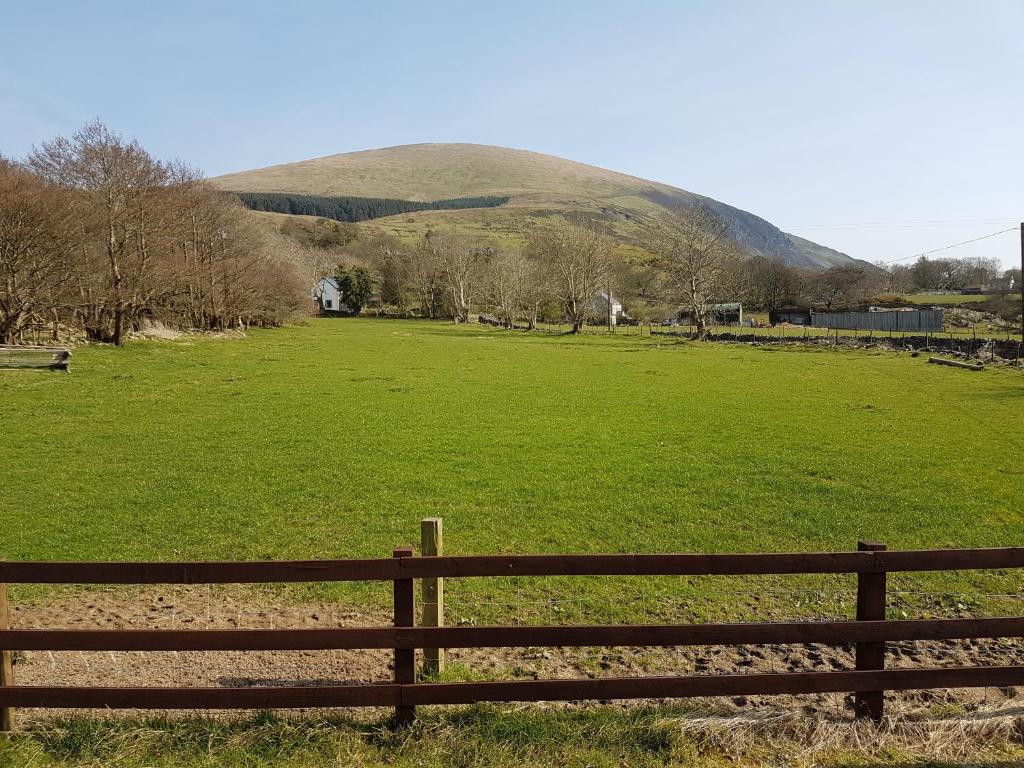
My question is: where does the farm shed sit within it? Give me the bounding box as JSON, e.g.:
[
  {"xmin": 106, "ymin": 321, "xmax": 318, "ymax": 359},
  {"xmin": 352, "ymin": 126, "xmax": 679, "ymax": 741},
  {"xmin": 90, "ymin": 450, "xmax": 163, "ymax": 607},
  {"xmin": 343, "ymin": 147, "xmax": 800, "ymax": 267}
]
[
  {"xmin": 769, "ymin": 308, "xmax": 812, "ymax": 325},
  {"xmin": 810, "ymin": 309, "xmax": 943, "ymax": 332},
  {"xmin": 678, "ymin": 303, "xmax": 743, "ymax": 325}
]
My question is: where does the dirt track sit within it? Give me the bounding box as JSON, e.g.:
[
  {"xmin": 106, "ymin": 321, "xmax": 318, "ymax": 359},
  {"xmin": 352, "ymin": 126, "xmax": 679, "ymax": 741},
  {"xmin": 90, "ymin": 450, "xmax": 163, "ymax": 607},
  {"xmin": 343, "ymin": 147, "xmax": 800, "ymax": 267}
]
[{"xmin": 8, "ymin": 587, "xmax": 1023, "ymax": 722}]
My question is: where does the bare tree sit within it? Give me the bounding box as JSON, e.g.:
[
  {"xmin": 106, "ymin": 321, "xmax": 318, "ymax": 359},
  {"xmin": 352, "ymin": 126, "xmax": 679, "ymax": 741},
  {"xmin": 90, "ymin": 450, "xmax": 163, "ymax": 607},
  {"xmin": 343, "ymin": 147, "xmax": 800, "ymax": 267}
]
[
  {"xmin": 746, "ymin": 257, "xmax": 803, "ymax": 311},
  {"xmin": 15, "ymin": 121, "xmax": 307, "ymax": 341},
  {"xmin": 362, "ymin": 234, "xmax": 409, "ymax": 313},
  {"xmin": 511, "ymin": 249, "xmax": 549, "ymax": 330},
  {"xmin": 649, "ymin": 205, "xmax": 741, "ymax": 338},
  {"xmin": 484, "ymin": 249, "xmax": 519, "ymax": 327},
  {"xmin": 808, "ymin": 266, "xmax": 867, "ymax": 311},
  {"xmin": 423, "ymin": 231, "xmax": 489, "ymax": 323},
  {"xmin": 29, "ymin": 121, "xmax": 172, "ymax": 344},
  {"xmin": 0, "ymin": 158, "xmax": 74, "ymax": 343},
  {"xmin": 529, "ymin": 218, "xmax": 612, "ymax": 333},
  {"xmin": 408, "ymin": 236, "xmax": 443, "ymax": 318}
]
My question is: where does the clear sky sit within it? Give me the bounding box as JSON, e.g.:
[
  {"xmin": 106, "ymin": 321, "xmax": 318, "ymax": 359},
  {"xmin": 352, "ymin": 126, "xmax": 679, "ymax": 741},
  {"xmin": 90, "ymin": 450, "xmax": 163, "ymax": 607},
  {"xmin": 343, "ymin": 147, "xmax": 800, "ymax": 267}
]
[{"xmin": 3, "ymin": 0, "xmax": 1021, "ymax": 268}]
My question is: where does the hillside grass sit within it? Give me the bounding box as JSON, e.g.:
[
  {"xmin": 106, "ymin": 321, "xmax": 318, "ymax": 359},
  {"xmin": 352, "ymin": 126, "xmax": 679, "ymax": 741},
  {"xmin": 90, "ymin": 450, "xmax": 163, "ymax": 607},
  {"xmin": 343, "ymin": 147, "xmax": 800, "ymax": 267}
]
[
  {"xmin": 213, "ymin": 143, "xmax": 851, "ymax": 268},
  {"xmin": 1, "ymin": 319, "xmax": 1022, "ymax": 618},
  {"xmin": 902, "ymin": 294, "xmax": 991, "ymax": 305},
  {"xmin": 212, "ymin": 143, "xmax": 669, "ymax": 201}
]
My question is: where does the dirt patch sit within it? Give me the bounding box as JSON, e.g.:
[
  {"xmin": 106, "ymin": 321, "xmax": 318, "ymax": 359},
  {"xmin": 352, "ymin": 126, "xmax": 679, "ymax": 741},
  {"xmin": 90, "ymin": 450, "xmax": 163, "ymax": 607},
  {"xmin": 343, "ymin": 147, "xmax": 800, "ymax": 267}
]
[{"xmin": 8, "ymin": 587, "xmax": 1023, "ymax": 723}]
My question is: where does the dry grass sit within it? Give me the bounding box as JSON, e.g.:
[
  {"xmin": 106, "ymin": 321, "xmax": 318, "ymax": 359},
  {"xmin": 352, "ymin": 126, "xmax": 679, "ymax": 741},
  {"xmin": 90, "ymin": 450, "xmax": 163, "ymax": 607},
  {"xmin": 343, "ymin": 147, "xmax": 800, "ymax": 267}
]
[
  {"xmin": 670, "ymin": 705, "xmax": 1024, "ymax": 765},
  {"xmin": 3, "ymin": 706, "xmax": 1023, "ymax": 767}
]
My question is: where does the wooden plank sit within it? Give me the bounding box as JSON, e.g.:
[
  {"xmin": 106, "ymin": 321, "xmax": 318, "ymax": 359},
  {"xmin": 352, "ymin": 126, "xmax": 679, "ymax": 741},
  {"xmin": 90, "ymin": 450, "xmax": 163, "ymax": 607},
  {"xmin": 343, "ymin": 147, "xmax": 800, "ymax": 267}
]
[
  {"xmin": 855, "ymin": 541, "xmax": 887, "ymax": 721},
  {"xmin": 0, "ymin": 684, "xmax": 400, "ymax": 709},
  {"xmin": 1, "ymin": 547, "xmax": 1022, "ymax": 584},
  {"xmin": 2, "ymin": 667, "xmax": 1023, "ymax": 710},
  {"xmin": 395, "ymin": 549, "xmax": 1024, "ymax": 577},
  {"xmin": 0, "ymin": 559, "xmax": 398, "ymax": 584},
  {"xmin": 0, "ymin": 580, "xmax": 13, "ymax": 731},
  {"xmin": 392, "ymin": 546, "xmax": 416, "ymax": 727},
  {"xmin": 401, "ymin": 666, "xmax": 1024, "ymax": 705},
  {"xmin": 420, "ymin": 518, "xmax": 444, "ymax": 676},
  {"xmin": 396, "ymin": 552, "xmax": 871, "ymax": 577},
  {"xmin": 1, "ymin": 617, "xmax": 1022, "ymax": 651},
  {"xmin": 928, "ymin": 357, "xmax": 984, "ymax": 370},
  {"xmin": 873, "ymin": 548, "xmax": 1024, "ymax": 572}
]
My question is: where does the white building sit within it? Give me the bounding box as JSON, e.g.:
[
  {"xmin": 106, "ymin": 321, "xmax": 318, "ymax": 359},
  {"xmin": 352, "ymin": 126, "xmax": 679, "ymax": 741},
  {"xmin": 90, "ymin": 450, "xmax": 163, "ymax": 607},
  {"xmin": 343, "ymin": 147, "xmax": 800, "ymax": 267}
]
[
  {"xmin": 592, "ymin": 291, "xmax": 625, "ymax": 326},
  {"xmin": 313, "ymin": 277, "xmax": 345, "ymax": 314}
]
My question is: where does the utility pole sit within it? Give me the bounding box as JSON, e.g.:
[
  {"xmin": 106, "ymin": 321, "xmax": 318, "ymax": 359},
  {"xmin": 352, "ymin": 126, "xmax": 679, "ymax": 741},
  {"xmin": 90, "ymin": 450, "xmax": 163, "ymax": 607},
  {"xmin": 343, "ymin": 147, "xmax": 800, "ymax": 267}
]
[
  {"xmin": 607, "ymin": 282, "xmax": 614, "ymax": 334},
  {"xmin": 1019, "ymin": 222, "xmax": 1023, "ymax": 351}
]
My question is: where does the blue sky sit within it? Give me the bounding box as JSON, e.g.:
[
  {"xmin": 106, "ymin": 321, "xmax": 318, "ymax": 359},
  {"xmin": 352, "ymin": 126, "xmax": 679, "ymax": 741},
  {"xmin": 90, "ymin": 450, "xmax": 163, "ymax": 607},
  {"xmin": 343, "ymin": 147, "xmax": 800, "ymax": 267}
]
[{"xmin": 3, "ymin": 1, "xmax": 1021, "ymax": 267}]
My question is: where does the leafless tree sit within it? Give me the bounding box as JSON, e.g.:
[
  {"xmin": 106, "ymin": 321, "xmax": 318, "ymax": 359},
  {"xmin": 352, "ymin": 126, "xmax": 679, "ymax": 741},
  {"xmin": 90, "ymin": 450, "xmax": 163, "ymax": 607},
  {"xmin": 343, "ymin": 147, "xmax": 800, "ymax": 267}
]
[
  {"xmin": 649, "ymin": 205, "xmax": 742, "ymax": 338},
  {"xmin": 363, "ymin": 234, "xmax": 409, "ymax": 313},
  {"xmin": 0, "ymin": 158, "xmax": 74, "ymax": 343},
  {"xmin": 408, "ymin": 236, "xmax": 443, "ymax": 318},
  {"xmin": 29, "ymin": 121, "xmax": 172, "ymax": 344},
  {"xmin": 511, "ymin": 249, "xmax": 550, "ymax": 330},
  {"xmin": 11, "ymin": 121, "xmax": 307, "ymax": 342},
  {"xmin": 484, "ymin": 249, "xmax": 519, "ymax": 327},
  {"xmin": 529, "ymin": 218, "xmax": 612, "ymax": 333},
  {"xmin": 423, "ymin": 230, "xmax": 489, "ymax": 323},
  {"xmin": 808, "ymin": 266, "xmax": 868, "ymax": 311}
]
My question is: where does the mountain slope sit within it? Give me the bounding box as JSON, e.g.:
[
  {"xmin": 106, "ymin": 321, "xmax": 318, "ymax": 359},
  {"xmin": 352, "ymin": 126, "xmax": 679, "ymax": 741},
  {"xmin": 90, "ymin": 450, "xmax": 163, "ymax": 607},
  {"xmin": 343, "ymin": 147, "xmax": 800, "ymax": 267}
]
[{"xmin": 213, "ymin": 143, "xmax": 857, "ymax": 269}]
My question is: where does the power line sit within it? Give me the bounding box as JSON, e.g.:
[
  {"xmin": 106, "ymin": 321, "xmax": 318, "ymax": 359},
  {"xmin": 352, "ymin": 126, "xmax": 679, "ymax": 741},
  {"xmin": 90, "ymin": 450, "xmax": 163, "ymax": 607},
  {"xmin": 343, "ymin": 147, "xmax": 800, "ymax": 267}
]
[
  {"xmin": 784, "ymin": 217, "xmax": 1020, "ymax": 231},
  {"xmin": 878, "ymin": 227, "xmax": 1019, "ymax": 265}
]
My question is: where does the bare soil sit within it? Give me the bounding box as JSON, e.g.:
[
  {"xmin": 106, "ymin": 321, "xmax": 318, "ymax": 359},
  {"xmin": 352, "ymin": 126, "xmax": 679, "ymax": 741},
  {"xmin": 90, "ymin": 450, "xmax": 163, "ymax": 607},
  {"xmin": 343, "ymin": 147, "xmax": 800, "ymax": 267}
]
[{"xmin": 8, "ymin": 587, "xmax": 1022, "ymax": 723}]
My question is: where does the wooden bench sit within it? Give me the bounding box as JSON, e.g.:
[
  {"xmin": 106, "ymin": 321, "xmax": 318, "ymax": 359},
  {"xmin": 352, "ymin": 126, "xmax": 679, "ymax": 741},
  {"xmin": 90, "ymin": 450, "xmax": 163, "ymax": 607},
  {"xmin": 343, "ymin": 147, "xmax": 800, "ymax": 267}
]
[{"xmin": 0, "ymin": 345, "xmax": 71, "ymax": 371}]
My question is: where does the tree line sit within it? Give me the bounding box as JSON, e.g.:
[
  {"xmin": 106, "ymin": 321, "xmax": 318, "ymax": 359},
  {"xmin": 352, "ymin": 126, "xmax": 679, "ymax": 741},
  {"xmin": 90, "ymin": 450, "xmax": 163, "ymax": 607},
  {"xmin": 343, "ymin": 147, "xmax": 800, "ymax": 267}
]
[
  {"xmin": 329, "ymin": 206, "xmax": 783, "ymax": 336},
  {"xmin": 0, "ymin": 121, "xmax": 308, "ymax": 345},
  {"xmin": 887, "ymin": 255, "xmax": 1010, "ymax": 293},
  {"xmin": 236, "ymin": 192, "xmax": 509, "ymax": 223},
  {"xmin": 323, "ymin": 207, "xmax": 1020, "ymax": 336}
]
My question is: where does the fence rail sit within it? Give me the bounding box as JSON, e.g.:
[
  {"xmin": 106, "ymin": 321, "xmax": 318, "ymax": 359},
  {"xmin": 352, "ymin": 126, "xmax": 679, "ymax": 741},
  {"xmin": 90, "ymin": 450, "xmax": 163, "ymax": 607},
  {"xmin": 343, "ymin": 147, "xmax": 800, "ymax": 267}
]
[
  {"xmin": 1, "ymin": 539, "xmax": 1022, "ymax": 727},
  {"xmin": 3, "ymin": 547, "xmax": 1023, "ymax": 583}
]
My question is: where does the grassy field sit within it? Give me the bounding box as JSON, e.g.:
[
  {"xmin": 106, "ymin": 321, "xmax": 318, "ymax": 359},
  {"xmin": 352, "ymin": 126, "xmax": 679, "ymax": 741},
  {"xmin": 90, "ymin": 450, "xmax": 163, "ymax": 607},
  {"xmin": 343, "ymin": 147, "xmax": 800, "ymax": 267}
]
[
  {"xmin": 1, "ymin": 319, "xmax": 1022, "ymax": 617},
  {"xmin": 3, "ymin": 320, "xmax": 1024, "ymax": 767}
]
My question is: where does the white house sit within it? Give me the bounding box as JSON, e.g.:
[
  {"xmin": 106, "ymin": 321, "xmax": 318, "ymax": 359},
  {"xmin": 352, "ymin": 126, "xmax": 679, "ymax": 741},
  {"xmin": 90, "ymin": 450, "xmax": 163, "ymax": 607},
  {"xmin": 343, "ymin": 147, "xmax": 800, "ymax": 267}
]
[
  {"xmin": 313, "ymin": 277, "xmax": 345, "ymax": 314},
  {"xmin": 592, "ymin": 291, "xmax": 625, "ymax": 326}
]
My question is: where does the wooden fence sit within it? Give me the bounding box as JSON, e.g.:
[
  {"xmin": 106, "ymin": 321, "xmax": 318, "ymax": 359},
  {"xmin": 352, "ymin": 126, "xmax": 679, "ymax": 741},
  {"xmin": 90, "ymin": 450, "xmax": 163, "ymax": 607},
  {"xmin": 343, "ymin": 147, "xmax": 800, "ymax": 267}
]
[{"xmin": 1, "ymin": 540, "xmax": 1023, "ymax": 728}]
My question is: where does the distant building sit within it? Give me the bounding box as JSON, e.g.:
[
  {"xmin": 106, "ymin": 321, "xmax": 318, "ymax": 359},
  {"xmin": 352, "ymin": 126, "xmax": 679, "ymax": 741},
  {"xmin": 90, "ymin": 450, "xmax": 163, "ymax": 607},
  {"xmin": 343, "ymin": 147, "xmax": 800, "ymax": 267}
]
[
  {"xmin": 313, "ymin": 277, "xmax": 346, "ymax": 314},
  {"xmin": 678, "ymin": 302, "xmax": 743, "ymax": 325},
  {"xmin": 769, "ymin": 308, "xmax": 812, "ymax": 325},
  {"xmin": 592, "ymin": 291, "xmax": 625, "ymax": 326},
  {"xmin": 811, "ymin": 309, "xmax": 943, "ymax": 332}
]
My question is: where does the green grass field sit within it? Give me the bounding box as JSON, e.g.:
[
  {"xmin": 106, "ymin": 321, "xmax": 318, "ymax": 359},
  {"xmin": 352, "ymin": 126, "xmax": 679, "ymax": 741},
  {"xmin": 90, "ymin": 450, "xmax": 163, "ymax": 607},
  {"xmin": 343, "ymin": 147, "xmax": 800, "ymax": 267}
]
[{"xmin": 2, "ymin": 319, "xmax": 1022, "ymax": 617}]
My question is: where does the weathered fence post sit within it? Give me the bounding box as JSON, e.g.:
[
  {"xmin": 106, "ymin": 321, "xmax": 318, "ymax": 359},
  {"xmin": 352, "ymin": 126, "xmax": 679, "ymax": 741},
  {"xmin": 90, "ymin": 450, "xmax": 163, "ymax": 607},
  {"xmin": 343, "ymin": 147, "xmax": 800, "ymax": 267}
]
[
  {"xmin": 854, "ymin": 540, "xmax": 887, "ymax": 722},
  {"xmin": 420, "ymin": 518, "xmax": 444, "ymax": 676},
  {"xmin": 0, "ymin": 579, "xmax": 14, "ymax": 731},
  {"xmin": 392, "ymin": 546, "xmax": 416, "ymax": 727}
]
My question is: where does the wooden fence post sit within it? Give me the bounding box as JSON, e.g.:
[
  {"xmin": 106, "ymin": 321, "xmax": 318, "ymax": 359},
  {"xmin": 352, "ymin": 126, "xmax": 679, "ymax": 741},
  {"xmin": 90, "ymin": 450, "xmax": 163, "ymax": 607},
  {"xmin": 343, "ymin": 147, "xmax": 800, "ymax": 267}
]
[
  {"xmin": 392, "ymin": 546, "xmax": 416, "ymax": 727},
  {"xmin": 0, "ymin": 579, "xmax": 14, "ymax": 731},
  {"xmin": 420, "ymin": 518, "xmax": 444, "ymax": 676},
  {"xmin": 855, "ymin": 540, "xmax": 887, "ymax": 722}
]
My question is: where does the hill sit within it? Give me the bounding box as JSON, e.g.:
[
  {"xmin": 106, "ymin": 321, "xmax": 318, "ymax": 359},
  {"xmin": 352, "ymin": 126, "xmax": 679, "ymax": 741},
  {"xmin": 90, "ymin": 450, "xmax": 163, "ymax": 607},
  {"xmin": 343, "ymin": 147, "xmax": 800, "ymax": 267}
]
[{"xmin": 213, "ymin": 143, "xmax": 858, "ymax": 269}]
